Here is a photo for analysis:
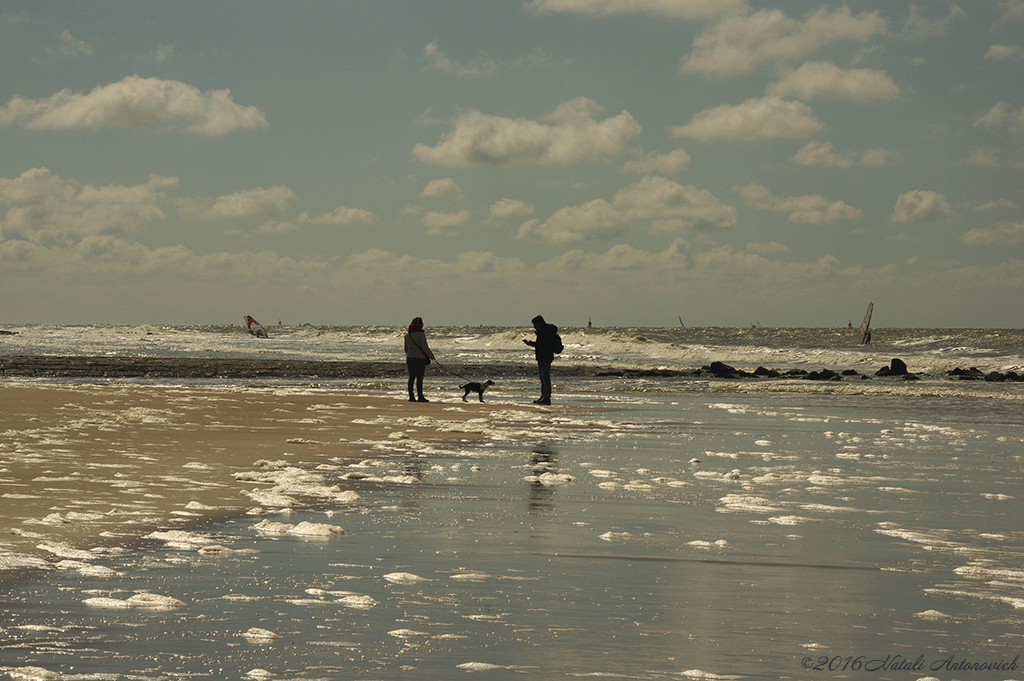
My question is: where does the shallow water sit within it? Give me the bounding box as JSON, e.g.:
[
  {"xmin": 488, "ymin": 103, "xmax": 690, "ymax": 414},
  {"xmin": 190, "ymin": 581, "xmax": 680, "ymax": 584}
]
[
  {"xmin": 3, "ymin": 387, "xmax": 1024, "ymax": 679},
  {"xmin": 4, "ymin": 324, "xmax": 1024, "ymax": 377}
]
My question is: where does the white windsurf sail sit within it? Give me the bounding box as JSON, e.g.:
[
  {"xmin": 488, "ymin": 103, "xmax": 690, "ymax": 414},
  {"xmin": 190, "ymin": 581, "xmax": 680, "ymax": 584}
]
[
  {"xmin": 245, "ymin": 315, "xmax": 269, "ymax": 338},
  {"xmin": 858, "ymin": 302, "xmax": 873, "ymax": 345}
]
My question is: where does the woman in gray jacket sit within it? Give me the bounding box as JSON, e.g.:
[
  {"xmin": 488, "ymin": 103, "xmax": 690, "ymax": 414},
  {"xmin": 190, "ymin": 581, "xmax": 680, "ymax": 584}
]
[{"xmin": 404, "ymin": 317, "xmax": 435, "ymax": 402}]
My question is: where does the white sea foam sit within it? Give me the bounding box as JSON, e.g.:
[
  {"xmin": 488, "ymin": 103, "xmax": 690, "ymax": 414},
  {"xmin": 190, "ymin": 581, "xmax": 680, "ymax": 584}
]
[
  {"xmin": 6, "ymin": 668, "xmax": 64, "ymax": 680},
  {"xmin": 336, "ymin": 594, "xmax": 378, "ymax": 609},
  {"xmin": 252, "ymin": 519, "xmax": 345, "ymax": 537},
  {"xmin": 383, "ymin": 571, "xmax": 431, "ymax": 584},
  {"xmin": 717, "ymin": 494, "xmax": 784, "ymax": 513},
  {"xmin": 146, "ymin": 530, "xmax": 214, "ymax": 548},
  {"xmin": 241, "ymin": 627, "xmax": 281, "ymax": 642},
  {"xmin": 84, "ymin": 592, "xmax": 185, "ymax": 609},
  {"xmin": 35, "ymin": 542, "xmax": 97, "ymax": 561},
  {"xmin": 55, "ymin": 560, "xmax": 119, "ymax": 577},
  {"xmin": 915, "ymin": 609, "xmax": 952, "ymax": 619},
  {"xmin": 527, "ymin": 472, "xmax": 576, "ymax": 486},
  {"xmin": 457, "ymin": 662, "xmax": 511, "ymax": 671},
  {"xmin": 388, "ymin": 628, "xmax": 431, "ymax": 637},
  {"xmin": 0, "ymin": 553, "xmax": 50, "ymax": 570}
]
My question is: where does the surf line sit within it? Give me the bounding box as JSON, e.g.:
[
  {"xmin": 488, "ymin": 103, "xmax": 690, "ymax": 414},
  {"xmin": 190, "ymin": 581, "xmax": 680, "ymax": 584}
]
[{"xmin": 535, "ymin": 552, "xmax": 890, "ymax": 572}]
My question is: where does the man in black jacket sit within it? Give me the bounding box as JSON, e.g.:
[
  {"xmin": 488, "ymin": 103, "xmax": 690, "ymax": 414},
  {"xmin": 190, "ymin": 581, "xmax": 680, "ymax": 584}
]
[{"xmin": 523, "ymin": 314, "xmax": 561, "ymax": 405}]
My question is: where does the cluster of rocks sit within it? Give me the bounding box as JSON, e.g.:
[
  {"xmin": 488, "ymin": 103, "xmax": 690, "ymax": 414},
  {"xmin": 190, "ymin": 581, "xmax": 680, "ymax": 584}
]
[
  {"xmin": 947, "ymin": 367, "xmax": 1024, "ymax": 382},
  {"xmin": 3, "ymin": 354, "xmax": 1021, "ymax": 384},
  {"xmin": 698, "ymin": 358, "xmax": 918, "ymax": 381}
]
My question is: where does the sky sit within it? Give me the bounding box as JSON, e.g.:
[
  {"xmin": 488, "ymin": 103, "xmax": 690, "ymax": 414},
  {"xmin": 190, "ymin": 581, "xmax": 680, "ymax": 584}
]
[{"xmin": 1, "ymin": 0, "xmax": 1023, "ymax": 328}]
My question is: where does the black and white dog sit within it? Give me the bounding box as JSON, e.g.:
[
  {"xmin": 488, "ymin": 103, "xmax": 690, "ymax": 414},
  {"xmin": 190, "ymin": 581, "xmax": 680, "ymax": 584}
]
[{"xmin": 460, "ymin": 380, "xmax": 495, "ymax": 402}]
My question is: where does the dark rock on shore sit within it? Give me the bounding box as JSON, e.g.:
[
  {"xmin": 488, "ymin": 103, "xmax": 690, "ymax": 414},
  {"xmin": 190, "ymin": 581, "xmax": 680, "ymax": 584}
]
[
  {"xmin": 0, "ymin": 356, "xmax": 683, "ymax": 381},
  {"xmin": 0, "ymin": 354, "xmax": 1009, "ymax": 385},
  {"xmin": 946, "ymin": 366, "xmax": 1024, "ymax": 382},
  {"xmin": 804, "ymin": 368, "xmax": 842, "ymax": 381},
  {"xmin": 703, "ymin": 361, "xmax": 755, "ymax": 379},
  {"xmin": 948, "ymin": 367, "xmax": 985, "ymax": 380},
  {"xmin": 874, "ymin": 358, "xmax": 918, "ymax": 379}
]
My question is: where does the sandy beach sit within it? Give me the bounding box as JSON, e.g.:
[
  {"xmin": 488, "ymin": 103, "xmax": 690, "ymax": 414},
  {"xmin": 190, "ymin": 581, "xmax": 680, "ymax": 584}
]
[{"xmin": 0, "ymin": 382, "xmax": 495, "ymax": 583}]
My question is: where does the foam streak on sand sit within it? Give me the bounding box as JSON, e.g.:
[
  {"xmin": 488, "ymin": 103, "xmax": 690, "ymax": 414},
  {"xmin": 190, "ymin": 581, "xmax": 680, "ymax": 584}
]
[{"xmin": 0, "ymin": 383, "xmax": 497, "ymax": 581}]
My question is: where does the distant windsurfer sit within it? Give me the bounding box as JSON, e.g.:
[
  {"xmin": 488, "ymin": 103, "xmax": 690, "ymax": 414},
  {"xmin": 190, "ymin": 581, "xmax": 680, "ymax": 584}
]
[
  {"xmin": 858, "ymin": 302, "xmax": 874, "ymax": 345},
  {"xmin": 245, "ymin": 315, "xmax": 268, "ymax": 338},
  {"xmin": 404, "ymin": 317, "xmax": 435, "ymax": 403}
]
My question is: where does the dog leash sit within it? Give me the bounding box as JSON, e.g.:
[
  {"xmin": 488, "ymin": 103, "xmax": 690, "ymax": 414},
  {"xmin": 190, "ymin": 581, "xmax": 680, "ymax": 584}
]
[
  {"xmin": 427, "ymin": 356, "xmax": 478, "ymax": 384},
  {"xmin": 408, "ymin": 332, "xmax": 478, "ymax": 384}
]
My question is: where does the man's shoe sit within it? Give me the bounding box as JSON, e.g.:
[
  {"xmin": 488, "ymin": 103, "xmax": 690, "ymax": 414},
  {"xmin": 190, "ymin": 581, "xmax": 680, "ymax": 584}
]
[
  {"xmin": 418, "ymin": 396, "xmax": 430, "ymax": 403},
  {"xmin": 533, "ymin": 399, "xmax": 550, "ymax": 405}
]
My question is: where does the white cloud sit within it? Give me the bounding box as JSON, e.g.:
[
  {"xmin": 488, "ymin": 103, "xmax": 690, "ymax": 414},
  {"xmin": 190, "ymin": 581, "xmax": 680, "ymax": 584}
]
[
  {"xmin": 512, "ymin": 47, "xmax": 556, "ymax": 70},
  {"xmin": 736, "ymin": 183, "xmax": 862, "ymax": 224},
  {"xmin": 489, "ymin": 198, "xmax": 535, "ymax": 219},
  {"xmin": 671, "ymin": 96, "xmax": 822, "ymax": 142},
  {"xmin": 1, "ymin": 11, "xmax": 29, "ymax": 26},
  {"xmin": 962, "ymin": 221, "xmax": 1024, "ymax": 246},
  {"xmin": 767, "ymin": 62, "xmax": 899, "ymax": 102},
  {"xmin": 297, "ymin": 206, "xmax": 375, "ymax": 225},
  {"xmin": 342, "ymin": 248, "xmax": 525, "ymax": 280},
  {"xmin": 975, "ymin": 199, "xmax": 1017, "ymax": 211},
  {"xmin": 543, "ymin": 239, "xmax": 694, "ymax": 277},
  {"xmin": 996, "ymin": 0, "xmax": 1024, "ymax": 25},
  {"xmin": 620, "ymin": 148, "xmax": 691, "ymax": 175},
  {"xmin": 985, "ymin": 44, "xmax": 1024, "ymax": 61},
  {"xmin": 746, "ymin": 241, "xmax": 789, "ymax": 254},
  {"xmin": 792, "ymin": 141, "xmax": 894, "ymax": 168},
  {"xmin": 860, "ymin": 148, "xmax": 896, "ymax": 167},
  {"xmin": 421, "ymin": 178, "xmax": 464, "ymax": 199},
  {"xmin": 519, "ymin": 176, "xmax": 735, "ymax": 243},
  {"xmin": 0, "ymin": 168, "xmax": 176, "ymax": 243},
  {"xmin": 0, "ymin": 75, "xmax": 268, "ymax": 135},
  {"xmin": 257, "ymin": 220, "xmax": 300, "ymax": 235},
  {"xmin": 422, "ymin": 209, "xmax": 470, "ymax": 231},
  {"xmin": 682, "ymin": 6, "xmax": 886, "ymax": 77},
  {"xmin": 525, "ymin": 0, "xmax": 746, "ymax": 21},
  {"xmin": 902, "ymin": 4, "xmax": 966, "ymax": 40},
  {"xmin": 423, "ymin": 41, "xmax": 496, "ymax": 77},
  {"xmin": 0, "ymin": 235, "xmax": 336, "ymax": 296},
  {"xmin": 519, "ymin": 199, "xmax": 624, "ymax": 244},
  {"xmin": 151, "ymin": 45, "xmax": 176, "ymax": 63},
  {"xmin": 976, "ymin": 102, "xmax": 1024, "ymax": 133},
  {"xmin": 961, "ymin": 148, "xmax": 1002, "ymax": 168},
  {"xmin": 613, "ymin": 176, "xmax": 737, "ymax": 231},
  {"xmin": 412, "ymin": 97, "xmax": 641, "ymax": 165},
  {"xmin": 52, "ymin": 30, "xmax": 92, "ymax": 60},
  {"xmin": 793, "ymin": 141, "xmax": 855, "ymax": 168},
  {"xmin": 211, "ymin": 186, "xmax": 296, "ymax": 219},
  {"xmin": 892, "ymin": 190, "xmax": 951, "ymax": 222}
]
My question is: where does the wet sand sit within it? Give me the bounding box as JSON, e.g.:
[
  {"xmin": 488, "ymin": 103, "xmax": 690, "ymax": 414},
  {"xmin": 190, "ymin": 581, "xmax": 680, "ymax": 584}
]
[{"xmin": 0, "ymin": 383, "xmax": 494, "ymax": 583}]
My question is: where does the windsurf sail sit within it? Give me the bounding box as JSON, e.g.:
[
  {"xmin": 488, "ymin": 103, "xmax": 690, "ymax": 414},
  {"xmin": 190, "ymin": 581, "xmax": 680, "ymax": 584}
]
[
  {"xmin": 858, "ymin": 302, "xmax": 873, "ymax": 345},
  {"xmin": 245, "ymin": 315, "xmax": 269, "ymax": 338}
]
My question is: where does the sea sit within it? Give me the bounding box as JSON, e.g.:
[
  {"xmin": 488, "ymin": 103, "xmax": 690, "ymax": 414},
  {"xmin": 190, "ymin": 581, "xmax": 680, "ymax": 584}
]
[{"xmin": 3, "ymin": 324, "xmax": 1024, "ymax": 680}]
